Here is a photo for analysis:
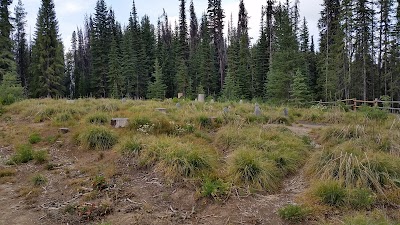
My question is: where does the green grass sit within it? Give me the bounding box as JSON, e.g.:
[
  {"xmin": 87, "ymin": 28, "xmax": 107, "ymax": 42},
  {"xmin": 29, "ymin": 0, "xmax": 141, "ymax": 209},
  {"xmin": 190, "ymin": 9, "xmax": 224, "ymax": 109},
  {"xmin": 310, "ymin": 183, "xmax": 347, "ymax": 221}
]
[
  {"xmin": 157, "ymin": 143, "xmax": 216, "ymax": 180},
  {"xmin": 87, "ymin": 113, "xmax": 109, "ymax": 125},
  {"xmin": 32, "ymin": 174, "xmax": 47, "ymax": 186},
  {"xmin": 228, "ymin": 148, "xmax": 280, "ymax": 191},
  {"xmin": 201, "ymin": 178, "xmax": 229, "ymax": 199},
  {"xmin": 81, "ymin": 127, "xmax": 118, "ymax": 150},
  {"xmin": 278, "ymin": 204, "xmax": 310, "ymax": 222},
  {"xmin": 0, "ymin": 168, "xmax": 16, "ymax": 177},
  {"xmin": 120, "ymin": 139, "xmax": 142, "ymax": 156},
  {"xmin": 8, "ymin": 144, "xmax": 34, "ymax": 164},
  {"xmin": 33, "ymin": 150, "xmax": 49, "ymax": 164},
  {"xmin": 28, "ymin": 133, "xmax": 42, "ymax": 144},
  {"xmin": 314, "ymin": 180, "xmax": 347, "ymax": 207}
]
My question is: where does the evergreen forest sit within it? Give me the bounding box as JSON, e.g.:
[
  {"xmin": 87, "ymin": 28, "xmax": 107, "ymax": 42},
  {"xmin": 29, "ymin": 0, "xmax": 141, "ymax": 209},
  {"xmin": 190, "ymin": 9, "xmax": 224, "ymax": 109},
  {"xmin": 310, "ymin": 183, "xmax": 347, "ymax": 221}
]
[{"xmin": 1, "ymin": 0, "xmax": 400, "ymax": 104}]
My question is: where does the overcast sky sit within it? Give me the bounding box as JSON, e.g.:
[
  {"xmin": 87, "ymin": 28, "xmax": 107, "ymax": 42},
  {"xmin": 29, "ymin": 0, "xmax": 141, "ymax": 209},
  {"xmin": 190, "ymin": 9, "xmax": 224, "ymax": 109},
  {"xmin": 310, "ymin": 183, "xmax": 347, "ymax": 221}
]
[{"xmin": 11, "ymin": 0, "xmax": 322, "ymax": 51}]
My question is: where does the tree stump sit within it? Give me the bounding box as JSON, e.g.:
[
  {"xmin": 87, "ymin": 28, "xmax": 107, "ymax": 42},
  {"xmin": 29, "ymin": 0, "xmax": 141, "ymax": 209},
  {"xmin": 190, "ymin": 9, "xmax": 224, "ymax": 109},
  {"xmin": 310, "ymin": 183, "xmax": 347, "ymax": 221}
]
[{"xmin": 111, "ymin": 118, "xmax": 129, "ymax": 128}]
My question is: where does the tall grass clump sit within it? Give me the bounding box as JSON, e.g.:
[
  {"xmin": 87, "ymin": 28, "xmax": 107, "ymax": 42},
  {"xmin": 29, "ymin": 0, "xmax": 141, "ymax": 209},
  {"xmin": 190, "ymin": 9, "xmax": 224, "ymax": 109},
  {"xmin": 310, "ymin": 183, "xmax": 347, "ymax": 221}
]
[
  {"xmin": 86, "ymin": 113, "xmax": 109, "ymax": 125},
  {"xmin": 81, "ymin": 127, "xmax": 118, "ymax": 150},
  {"xmin": 120, "ymin": 139, "xmax": 142, "ymax": 156},
  {"xmin": 228, "ymin": 148, "xmax": 280, "ymax": 191},
  {"xmin": 307, "ymin": 142, "xmax": 400, "ymax": 194},
  {"xmin": 201, "ymin": 177, "xmax": 229, "ymax": 199},
  {"xmin": 32, "ymin": 174, "xmax": 47, "ymax": 186},
  {"xmin": 157, "ymin": 143, "xmax": 216, "ymax": 180},
  {"xmin": 342, "ymin": 212, "xmax": 392, "ymax": 225},
  {"xmin": 319, "ymin": 125, "xmax": 366, "ymax": 145},
  {"xmin": 313, "ymin": 180, "xmax": 347, "ymax": 207},
  {"xmin": 8, "ymin": 144, "xmax": 34, "ymax": 164}
]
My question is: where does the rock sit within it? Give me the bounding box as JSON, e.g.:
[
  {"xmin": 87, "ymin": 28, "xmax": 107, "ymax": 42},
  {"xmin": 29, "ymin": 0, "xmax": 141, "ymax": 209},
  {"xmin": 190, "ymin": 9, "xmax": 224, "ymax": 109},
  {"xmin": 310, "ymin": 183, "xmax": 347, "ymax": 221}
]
[
  {"xmin": 111, "ymin": 118, "xmax": 129, "ymax": 128},
  {"xmin": 223, "ymin": 107, "xmax": 229, "ymax": 114},
  {"xmin": 155, "ymin": 108, "xmax": 167, "ymax": 114},
  {"xmin": 59, "ymin": 128, "xmax": 70, "ymax": 134},
  {"xmin": 284, "ymin": 108, "xmax": 289, "ymax": 117},
  {"xmin": 254, "ymin": 104, "xmax": 262, "ymax": 116},
  {"xmin": 198, "ymin": 94, "xmax": 205, "ymax": 103},
  {"xmin": 239, "ymin": 100, "xmax": 243, "ymax": 104},
  {"xmin": 176, "ymin": 103, "xmax": 181, "ymax": 108}
]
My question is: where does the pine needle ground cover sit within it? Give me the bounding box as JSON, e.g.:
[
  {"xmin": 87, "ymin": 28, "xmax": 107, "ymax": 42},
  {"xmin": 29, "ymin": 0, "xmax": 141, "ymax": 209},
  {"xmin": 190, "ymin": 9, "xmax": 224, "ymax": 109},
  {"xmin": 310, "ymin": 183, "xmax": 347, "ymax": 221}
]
[{"xmin": 0, "ymin": 98, "xmax": 399, "ymax": 224}]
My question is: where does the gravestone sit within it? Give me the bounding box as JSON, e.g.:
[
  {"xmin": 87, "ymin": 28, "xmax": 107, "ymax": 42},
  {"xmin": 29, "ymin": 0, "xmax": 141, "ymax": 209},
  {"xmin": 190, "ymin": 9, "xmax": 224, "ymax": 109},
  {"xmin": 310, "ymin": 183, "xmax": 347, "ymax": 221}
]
[
  {"xmin": 155, "ymin": 108, "xmax": 167, "ymax": 114},
  {"xmin": 121, "ymin": 98, "xmax": 127, "ymax": 103},
  {"xmin": 66, "ymin": 100, "xmax": 75, "ymax": 104},
  {"xmin": 283, "ymin": 108, "xmax": 289, "ymax": 117},
  {"xmin": 254, "ymin": 104, "xmax": 262, "ymax": 116},
  {"xmin": 239, "ymin": 100, "xmax": 243, "ymax": 104},
  {"xmin": 176, "ymin": 103, "xmax": 181, "ymax": 108},
  {"xmin": 178, "ymin": 93, "xmax": 184, "ymax": 99},
  {"xmin": 223, "ymin": 107, "xmax": 229, "ymax": 114},
  {"xmin": 198, "ymin": 94, "xmax": 205, "ymax": 103},
  {"xmin": 111, "ymin": 118, "xmax": 129, "ymax": 128},
  {"xmin": 210, "ymin": 99, "xmax": 215, "ymax": 103}
]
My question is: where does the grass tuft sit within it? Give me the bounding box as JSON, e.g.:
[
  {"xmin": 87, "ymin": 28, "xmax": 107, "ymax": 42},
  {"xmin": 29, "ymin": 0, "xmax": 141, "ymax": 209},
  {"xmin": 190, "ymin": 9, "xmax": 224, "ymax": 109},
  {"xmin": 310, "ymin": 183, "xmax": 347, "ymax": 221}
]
[
  {"xmin": 81, "ymin": 127, "xmax": 118, "ymax": 151},
  {"xmin": 201, "ymin": 178, "xmax": 229, "ymax": 199},
  {"xmin": 313, "ymin": 180, "xmax": 346, "ymax": 207},
  {"xmin": 278, "ymin": 204, "xmax": 310, "ymax": 222},
  {"xmin": 87, "ymin": 113, "xmax": 109, "ymax": 125},
  {"xmin": 32, "ymin": 174, "xmax": 47, "ymax": 186},
  {"xmin": 8, "ymin": 144, "xmax": 34, "ymax": 164},
  {"xmin": 228, "ymin": 148, "xmax": 280, "ymax": 191},
  {"xmin": 28, "ymin": 133, "xmax": 42, "ymax": 144},
  {"xmin": 33, "ymin": 150, "xmax": 49, "ymax": 164}
]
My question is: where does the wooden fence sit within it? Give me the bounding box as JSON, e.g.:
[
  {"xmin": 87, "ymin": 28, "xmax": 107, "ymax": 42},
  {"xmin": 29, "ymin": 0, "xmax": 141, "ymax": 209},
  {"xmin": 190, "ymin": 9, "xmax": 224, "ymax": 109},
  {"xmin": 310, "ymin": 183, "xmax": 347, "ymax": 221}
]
[{"xmin": 313, "ymin": 98, "xmax": 400, "ymax": 113}]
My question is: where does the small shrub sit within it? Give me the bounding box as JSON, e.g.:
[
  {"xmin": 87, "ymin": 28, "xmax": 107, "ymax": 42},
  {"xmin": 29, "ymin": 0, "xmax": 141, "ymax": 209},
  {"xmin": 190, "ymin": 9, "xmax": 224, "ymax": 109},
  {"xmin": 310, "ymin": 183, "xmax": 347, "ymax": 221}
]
[
  {"xmin": 201, "ymin": 178, "xmax": 229, "ymax": 199},
  {"xmin": 278, "ymin": 204, "xmax": 310, "ymax": 222},
  {"xmin": 29, "ymin": 133, "xmax": 42, "ymax": 144},
  {"xmin": 348, "ymin": 188, "xmax": 375, "ymax": 210},
  {"xmin": 33, "ymin": 150, "xmax": 48, "ymax": 164},
  {"xmin": 228, "ymin": 149, "xmax": 280, "ymax": 191},
  {"xmin": 314, "ymin": 181, "xmax": 346, "ymax": 207},
  {"xmin": 32, "ymin": 174, "xmax": 47, "ymax": 186},
  {"xmin": 198, "ymin": 115, "xmax": 211, "ymax": 128},
  {"xmin": 8, "ymin": 144, "xmax": 34, "ymax": 164},
  {"xmin": 359, "ymin": 106, "xmax": 388, "ymax": 121},
  {"xmin": 92, "ymin": 175, "xmax": 107, "ymax": 190},
  {"xmin": 82, "ymin": 127, "xmax": 118, "ymax": 150},
  {"xmin": 87, "ymin": 113, "xmax": 108, "ymax": 125},
  {"xmin": 34, "ymin": 107, "xmax": 58, "ymax": 122},
  {"xmin": 120, "ymin": 139, "xmax": 142, "ymax": 156}
]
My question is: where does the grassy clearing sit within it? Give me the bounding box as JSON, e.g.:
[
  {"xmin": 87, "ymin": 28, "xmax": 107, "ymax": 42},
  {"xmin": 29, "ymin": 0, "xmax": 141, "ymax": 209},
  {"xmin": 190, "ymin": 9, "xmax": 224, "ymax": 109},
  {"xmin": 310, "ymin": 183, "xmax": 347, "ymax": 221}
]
[{"xmin": 2, "ymin": 98, "xmax": 400, "ymax": 224}]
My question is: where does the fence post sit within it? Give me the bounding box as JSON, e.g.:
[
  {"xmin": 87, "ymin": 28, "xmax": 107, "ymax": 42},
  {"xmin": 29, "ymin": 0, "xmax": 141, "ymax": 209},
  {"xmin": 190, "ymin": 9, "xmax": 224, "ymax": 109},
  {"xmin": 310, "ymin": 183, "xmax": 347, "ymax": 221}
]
[
  {"xmin": 353, "ymin": 98, "xmax": 357, "ymax": 111},
  {"xmin": 374, "ymin": 98, "xmax": 378, "ymax": 107}
]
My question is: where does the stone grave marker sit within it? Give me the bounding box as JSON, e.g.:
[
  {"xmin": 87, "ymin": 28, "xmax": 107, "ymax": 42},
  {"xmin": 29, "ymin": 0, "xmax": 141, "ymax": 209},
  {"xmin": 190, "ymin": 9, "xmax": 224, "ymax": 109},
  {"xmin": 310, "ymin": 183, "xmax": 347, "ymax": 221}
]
[
  {"xmin": 111, "ymin": 118, "xmax": 129, "ymax": 128},
  {"xmin": 198, "ymin": 94, "xmax": 205, "ymax": 103},
  {"xmin": 254, "ymin": 104, "xmax": 262, "ymax": 116},
  {"xmin": 155, "ymin": 108, "xmax": 167, "ymax": 114},
  {"xmin": 283, "ymin": 108, "xmax": 289, "ymax": 117}
]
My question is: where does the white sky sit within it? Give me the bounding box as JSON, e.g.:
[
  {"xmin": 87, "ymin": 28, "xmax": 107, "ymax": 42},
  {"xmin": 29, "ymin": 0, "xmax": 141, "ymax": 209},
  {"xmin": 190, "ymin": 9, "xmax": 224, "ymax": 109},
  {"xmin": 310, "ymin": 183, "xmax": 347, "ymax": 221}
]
[{"xmin": 11, "ymin": 0, "xmax": 322, "ymax": 51}]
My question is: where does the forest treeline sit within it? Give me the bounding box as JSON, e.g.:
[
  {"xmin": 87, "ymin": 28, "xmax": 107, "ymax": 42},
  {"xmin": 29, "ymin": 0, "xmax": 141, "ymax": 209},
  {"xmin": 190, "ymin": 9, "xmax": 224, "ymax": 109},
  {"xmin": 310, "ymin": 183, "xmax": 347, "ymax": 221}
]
[{"xmin": 1, "ymin": 0, "xmax": 400, "ymax": 104}]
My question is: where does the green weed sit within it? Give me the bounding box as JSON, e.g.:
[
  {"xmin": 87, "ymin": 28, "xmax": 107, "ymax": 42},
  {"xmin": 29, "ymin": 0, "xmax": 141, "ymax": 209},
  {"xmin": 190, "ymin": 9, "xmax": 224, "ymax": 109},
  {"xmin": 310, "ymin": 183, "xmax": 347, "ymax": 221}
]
[
  {"xmin": 32, "ymin": 174, "xmax": 47, "ymax": 186},
  {"xmin": 8, "ymin": 144, "xmax": 34, "ymax": 164},
  {"xmin": 314, "ymin": 180, "xmax": 346, "ymax": 207},
  {"xmin": 29, "ymin": 133, "xmax": 41, "ymax": 144},
  {"xmin": 278, "ymin": 204, "xmax": 310, "ymax": 222}
]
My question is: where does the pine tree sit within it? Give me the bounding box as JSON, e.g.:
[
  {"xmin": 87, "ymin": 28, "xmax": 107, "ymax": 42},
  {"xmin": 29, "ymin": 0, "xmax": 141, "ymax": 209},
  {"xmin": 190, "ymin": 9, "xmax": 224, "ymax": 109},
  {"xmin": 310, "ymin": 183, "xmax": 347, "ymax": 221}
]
[
  {"xmin": 236, "ymin": 0, "xmax": 252, "ymax": 99},
  {"xmin": 179, "ymin": 0, "xmax": 188, "ymax": 59},
  {"xmin": 266, "ymin": 3, "xmax": 305, "ymax": 102},
  {"xmin": 147, "ymin": 59, "xmax": 167, "ymax": 99},
  {"xmin": 291, "ymin": 69, "xmax": 310, "ymax": 105},
  {"xmin": 13, "ymin": 0, "xmax": 29, "ymax": 91},
  {"xmin": 108, "ymin": 37, "xmax": 122, "ymax": 98},
  {"xmin": 90, "ymin": 0, "xmax": 111, "ymax": 97},
  {"xmin": 64, "ymin": 51, "xmax": 74, "ymax": 98},
  {"xmin": 30, "ymin": 0, "xmax": 65, "ymax": 98},
  {"xmin": 141, "ymin": 15, "xmax": 156, "ymax": 98},
  {"xmin": 176, "ymin": 59, "xmax": 189, "ymax": 96},
  {"xmin": 0, "ymin": 0, "xmax": 15, "ymax": 84}
]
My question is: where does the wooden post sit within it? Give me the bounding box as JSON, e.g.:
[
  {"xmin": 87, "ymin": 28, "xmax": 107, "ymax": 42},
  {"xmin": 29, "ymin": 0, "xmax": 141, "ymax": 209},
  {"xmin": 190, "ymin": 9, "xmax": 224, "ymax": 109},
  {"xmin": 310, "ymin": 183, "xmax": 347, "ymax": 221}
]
[
  {"xmin": 353, "ymin": 98, "xmax": 357, "ymax": 111},
  {"xmin": 374, "ymin": 98, "xmax": 378, "ymax": 107}
]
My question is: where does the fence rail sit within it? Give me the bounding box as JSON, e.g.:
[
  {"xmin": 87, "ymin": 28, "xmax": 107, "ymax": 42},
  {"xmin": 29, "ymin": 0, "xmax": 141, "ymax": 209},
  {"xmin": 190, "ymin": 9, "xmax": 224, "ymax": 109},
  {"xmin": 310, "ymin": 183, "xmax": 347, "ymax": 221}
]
[{"xmin": 312, "ymin": 98, "xmax": 400, "ymax": 113}]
